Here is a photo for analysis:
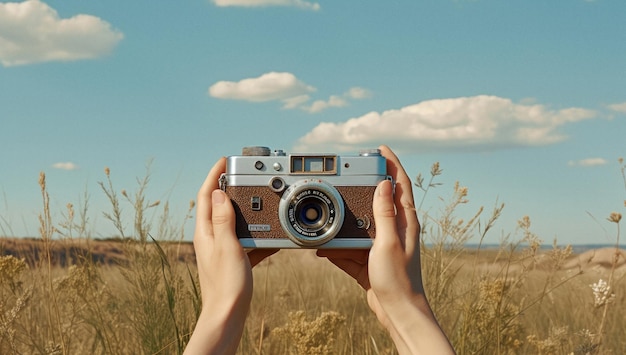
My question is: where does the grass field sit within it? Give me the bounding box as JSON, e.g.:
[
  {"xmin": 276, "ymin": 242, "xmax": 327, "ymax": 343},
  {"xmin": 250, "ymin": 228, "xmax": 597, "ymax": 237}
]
[{"xmin": 0, "ymin": 163, "xmax": 624, "ymax": 354}]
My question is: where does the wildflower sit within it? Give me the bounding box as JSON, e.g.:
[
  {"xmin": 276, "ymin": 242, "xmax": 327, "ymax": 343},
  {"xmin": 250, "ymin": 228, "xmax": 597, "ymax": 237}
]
[
  {"xmin": 479, "ymin": 278, "xmax": 507, "ymax": 303},
  {"xmin": 589, "ymin": 279, "xmax": 615, "ymax": 307},
  {"xmin": 607, "ymin": 212, "xmax": 621, "ymax": 223},
  {"xmin": 0, "ymin": 256, "xmax": 27, "ymax": 286},
  {"xmin": 271, "ymin": 311, "xmax": 346, "ymax": 354},
  {"xmin": 104, "ymin": 166, "xmax": 110, "ymax": 176},
  {"xmin": 527, "ymin": 326, "xmax": 569, "ymax": 353},
  {"xmin": 518, "ymin": 215, "xmax": 531, "ymax": 229},
  {"xmin": 0, "ymin": 286, "xmax": 32, "ymax": 351}
]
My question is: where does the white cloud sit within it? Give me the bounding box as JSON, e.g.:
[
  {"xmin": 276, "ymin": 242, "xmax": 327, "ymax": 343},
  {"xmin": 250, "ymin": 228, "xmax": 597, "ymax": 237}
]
[
  {"xmin": 303, "ymin": 96, "xmax": 348, "ymax": 113},
  {"xmin": 212, "ymin": 0, "xmax": 320, "ymax": 11},
  {"xmin": 209, "ymin": 72, "xmax": 315, "ymax": 102},
  {"xmin": 345, "ymin": 87, "xmax": 372, "ymax": 100},
  {"xmin": 608, "ymin": 102, "xmax": 626, "ymax": 113},
  {"xmin": 282, "ymin": 95, "xmax": 311, "ymax": 110},
  {"xmin": 568, "ymin": 158, "xmax": 607, "ymax": 167},
  {"xmin": 294, "ymin": 95, "xmax": 597, "ymax": 152},
  {"xmin": 298, "ymin": 87, "xmax": 371, "ymax": 113},
  {"xmin": 209, "ymin": 73, "xmax": 372, "ymax": 113},
  {"xmin": 52, "ymin": 162, "xmax": 79, "ymax": 170},
  {"xmin": 281, "ymin": 94, "xmax": 311, "ymax": 109},
  {"xmin": 0, "ymin": 0, "xmax": 123, "ymax": 67}
]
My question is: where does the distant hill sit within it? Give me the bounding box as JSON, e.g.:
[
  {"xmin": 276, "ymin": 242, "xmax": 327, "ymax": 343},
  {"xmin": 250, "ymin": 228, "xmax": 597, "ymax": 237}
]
[
  {"xmin": 0, "ymin": 237, "xmax": 196, "ymax": 267},
  {"xmin": 2, "ymin": 237, "xmax": 624, "ymax": 272}
]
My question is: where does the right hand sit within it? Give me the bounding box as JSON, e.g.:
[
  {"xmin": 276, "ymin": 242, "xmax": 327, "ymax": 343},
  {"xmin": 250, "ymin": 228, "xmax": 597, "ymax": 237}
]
[{"xmin": 317, "ymin": 145, "xmax": 454, "ymax": 354}]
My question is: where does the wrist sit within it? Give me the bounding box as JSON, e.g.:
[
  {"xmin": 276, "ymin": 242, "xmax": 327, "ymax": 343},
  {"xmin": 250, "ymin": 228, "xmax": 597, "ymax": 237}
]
[
  {"xmin": 382, "ymin": 295, "xmax": 454, "ymax": 354},
  {"xmin": 185, "ymin": 304, "xmax": 248, "ymax": 355}
]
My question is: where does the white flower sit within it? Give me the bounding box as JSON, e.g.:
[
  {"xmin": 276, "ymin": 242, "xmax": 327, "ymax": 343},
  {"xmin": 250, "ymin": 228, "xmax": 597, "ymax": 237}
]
[{"xmin": 590, "ymin": 279, "xmax": 615, "ymax": 307}]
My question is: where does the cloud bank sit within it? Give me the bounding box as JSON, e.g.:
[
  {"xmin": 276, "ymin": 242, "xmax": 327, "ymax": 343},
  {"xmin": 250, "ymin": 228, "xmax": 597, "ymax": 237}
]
[
  {"xmin": 212, "ymin": 0, "xmax": 320, "ymax": 11},
  {"xmin": 209, "ymin": 71, "xmax": 371, "ymax": 113},
  {"xmin": 0, "ymin": 0, "xmax": 123, "ymax": 67},
  {"xmin": 294, "ymin": 95, "xmax": 597, "ymax": 152}
]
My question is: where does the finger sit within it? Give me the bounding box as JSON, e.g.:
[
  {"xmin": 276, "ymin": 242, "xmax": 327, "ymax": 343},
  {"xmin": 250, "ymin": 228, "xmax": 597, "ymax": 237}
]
[
  {"xmin": 372, "ymin": 179, "xmax": 402, "ymax": 250},
  {"xmin": 195, "ymin": 157, "xmax": 227, "ymax": 237},
  {"xmin": 248, "ymin": 249, "xmax": 279, "ymax": 267},
  {"xmin": 378, "ymin": 145, "xmax": 420, "ymax": 253},
  {"xmin": 210, "ymin": 189, "xmax": 241, "ymax": 251},
  {"xmin": 379, "ymin": 145, "xmax": 415, "ymax": 215}
]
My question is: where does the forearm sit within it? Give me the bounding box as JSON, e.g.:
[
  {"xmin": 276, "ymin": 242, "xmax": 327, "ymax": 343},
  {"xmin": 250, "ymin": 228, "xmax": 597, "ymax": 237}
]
[
  {"xmin": 184, "ymin": 307, "xmax": 246, "ymax": 355},
  {"xmin": 384, "ymin": 295, "xmax": 455, "ymax": 355}
]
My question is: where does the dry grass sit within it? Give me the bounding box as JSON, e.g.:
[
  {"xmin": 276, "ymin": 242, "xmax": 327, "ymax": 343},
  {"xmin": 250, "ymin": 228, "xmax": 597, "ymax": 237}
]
[{"xmin": 0, "ymin": 158, "xmax": 625, "ymax": 354}]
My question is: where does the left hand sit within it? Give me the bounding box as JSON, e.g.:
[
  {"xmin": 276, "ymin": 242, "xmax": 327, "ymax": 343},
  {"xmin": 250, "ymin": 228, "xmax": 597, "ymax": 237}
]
[{"xmin": 185, "ymin": 157, "xmax": 276, "ymax": 354}]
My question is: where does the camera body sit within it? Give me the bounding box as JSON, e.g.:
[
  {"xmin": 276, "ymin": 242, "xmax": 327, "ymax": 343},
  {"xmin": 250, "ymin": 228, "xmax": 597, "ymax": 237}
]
[{"xmin": 219, "ymin": 146, "xmax": 390, "ymax": 249}]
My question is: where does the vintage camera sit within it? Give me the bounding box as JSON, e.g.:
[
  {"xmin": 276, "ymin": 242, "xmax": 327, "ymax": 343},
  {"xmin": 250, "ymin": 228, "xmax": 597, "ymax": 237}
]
[{"xmin": 219, "ymin": 146, "xmax": 391, "ymax": 249}]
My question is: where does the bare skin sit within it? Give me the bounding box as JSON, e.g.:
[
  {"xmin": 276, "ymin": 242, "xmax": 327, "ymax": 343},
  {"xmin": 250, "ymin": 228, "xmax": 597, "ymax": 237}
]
[
  {"xmin": 184, "ymin": 157, "xmax": 275, "ymax": 354},
  {"xmin": 185, "ymin": 146, "xmax": 454, "ymax": 355},
  {"xmin": 317, "ymin": 145, "xmax": 454, "ymax": 354}
]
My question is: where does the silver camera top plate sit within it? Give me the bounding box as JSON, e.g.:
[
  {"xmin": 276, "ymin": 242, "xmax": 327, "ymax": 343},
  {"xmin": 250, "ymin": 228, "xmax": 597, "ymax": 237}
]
[{"xmin": 223, "ymin": 146, "xmax": 387, "ymax": 187}]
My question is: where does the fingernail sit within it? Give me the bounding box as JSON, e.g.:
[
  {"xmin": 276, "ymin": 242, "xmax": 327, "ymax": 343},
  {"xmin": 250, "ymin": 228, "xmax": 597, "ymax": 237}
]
[
  {"xmin": 212, "ymin": 189, "xmax": 225, "ymax": 204},
  {"xmin": 377, "ymin": 180, "xmax": 392, "ymax": 196}
]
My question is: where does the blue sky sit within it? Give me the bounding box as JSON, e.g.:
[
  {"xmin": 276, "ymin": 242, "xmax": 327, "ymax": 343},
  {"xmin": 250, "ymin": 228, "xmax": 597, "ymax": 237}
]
[{"xmin": 1, "ymin": 0, "xmax": 624, "ymax": 245}]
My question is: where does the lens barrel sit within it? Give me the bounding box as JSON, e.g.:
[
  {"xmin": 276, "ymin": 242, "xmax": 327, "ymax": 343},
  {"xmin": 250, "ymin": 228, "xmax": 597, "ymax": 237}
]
[{"xmin": 278, "ymin": 179, "xmax": 345, "ymax": 246}]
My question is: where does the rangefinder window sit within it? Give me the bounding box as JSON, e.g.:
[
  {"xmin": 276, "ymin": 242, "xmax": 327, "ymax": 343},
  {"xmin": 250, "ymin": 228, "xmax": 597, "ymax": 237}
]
[{"xmin": 291, "ymin": 156, "xmax": 336, "ymax": 174}]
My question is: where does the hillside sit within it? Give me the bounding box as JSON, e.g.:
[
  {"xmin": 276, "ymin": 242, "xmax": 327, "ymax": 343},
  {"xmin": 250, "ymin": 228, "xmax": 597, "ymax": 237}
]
[{"xmin": 0, "ymin": 237, "xmax": 196, "ymax": 267}]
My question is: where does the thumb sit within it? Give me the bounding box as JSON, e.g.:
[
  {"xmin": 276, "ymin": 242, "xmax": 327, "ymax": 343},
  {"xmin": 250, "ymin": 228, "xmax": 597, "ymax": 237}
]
[
  {"xmin": 211, "ymin": 189, "xmax": 238, "ymax": 243},
  {"xmin": 372, "ymin": 180, "xmax": 400, "ymax": 249}
]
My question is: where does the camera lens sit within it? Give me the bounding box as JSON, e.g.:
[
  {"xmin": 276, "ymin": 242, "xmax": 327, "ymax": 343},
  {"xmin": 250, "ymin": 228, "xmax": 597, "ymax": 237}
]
[
  {"xmin": 295, "ymin": 198, "xmax": 326, "ymax": 230},
  {"xmin": 278, "ymin": 179, "xmax": 345, "ymax": 247}
]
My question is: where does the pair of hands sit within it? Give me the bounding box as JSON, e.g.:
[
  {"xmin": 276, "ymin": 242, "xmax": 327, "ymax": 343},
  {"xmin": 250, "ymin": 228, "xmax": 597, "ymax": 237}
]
[{"xmin": 185, "ymin": 146, "xmax": 454, "ymax": 355}]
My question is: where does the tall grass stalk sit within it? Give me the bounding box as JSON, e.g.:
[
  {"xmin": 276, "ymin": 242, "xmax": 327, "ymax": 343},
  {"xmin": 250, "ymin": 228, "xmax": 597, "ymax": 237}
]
[
  {"xmin": 98, "ymin": 165, "xmax": 191, "ymax": 354},
  {"xmin": 38, "ymin": 172, "xmax": 67, "ymax": 354},
  {"xmin": 256, "ymin": 260, "xmax": 271, "ymax": 354},
  {"xmin": 595, "ymin": 157, "xmax": 625, "ymax": 351}
]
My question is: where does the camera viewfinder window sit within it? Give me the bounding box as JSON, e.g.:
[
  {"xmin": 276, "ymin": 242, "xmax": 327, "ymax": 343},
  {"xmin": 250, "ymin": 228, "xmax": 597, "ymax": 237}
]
[
  {"xmin": 291, "ymin": 156, "xmax": 336, "ymax": 174},
  {"xmin": 325, "ymin": 157, "xmax": 335, "ymax": 172},
  {"xmin": 292, "ymin": 158, "xmax": 303, "ymax": 172},
  {"xmin": 306, "ymin": 158, "xmax": 323, "ymax": 172}
]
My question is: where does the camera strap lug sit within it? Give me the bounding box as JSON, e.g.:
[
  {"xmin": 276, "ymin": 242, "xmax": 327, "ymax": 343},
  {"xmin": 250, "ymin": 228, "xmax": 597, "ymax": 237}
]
[
  {"xmin": 386, "ymin": 175, "xmax": 396, "ymax": 196},
  {"xmin": 218, "ymin": 174, "xmax": 227, "ymax": 191}
]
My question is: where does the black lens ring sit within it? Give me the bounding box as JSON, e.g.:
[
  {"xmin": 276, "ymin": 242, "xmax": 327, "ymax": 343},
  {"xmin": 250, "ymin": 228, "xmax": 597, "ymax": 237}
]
[
  {"xmin": 278, "ymin": 179, "xmax": 345, "ymax": 247},
  {"xmin": 289, "ymin": 193, "xmax": 334, "ymax": 234}
]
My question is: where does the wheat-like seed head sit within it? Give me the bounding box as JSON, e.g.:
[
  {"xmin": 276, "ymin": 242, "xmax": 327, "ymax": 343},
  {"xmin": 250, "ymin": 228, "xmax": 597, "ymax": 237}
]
[{"xmin": 607, "ymin": 212, "xmax": 622, "ymax": 223}]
